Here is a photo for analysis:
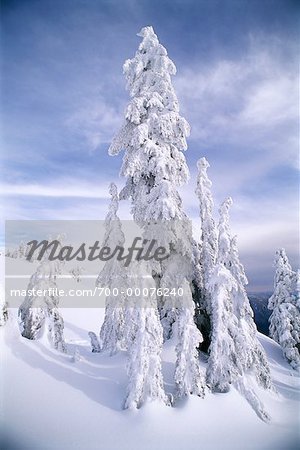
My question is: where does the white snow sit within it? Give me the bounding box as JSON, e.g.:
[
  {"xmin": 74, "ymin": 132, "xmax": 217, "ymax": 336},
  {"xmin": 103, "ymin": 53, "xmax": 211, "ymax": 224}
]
[{"xmin": 1, "ymin": 307, "xmax": 299, "ymax": 450}]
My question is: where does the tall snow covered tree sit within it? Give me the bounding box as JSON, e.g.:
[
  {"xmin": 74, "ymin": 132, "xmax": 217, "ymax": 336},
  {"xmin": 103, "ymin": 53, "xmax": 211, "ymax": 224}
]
[
  {"xmin": 206, "ymin": 197, "xmax": 241, "ymax": 392},
  {"xmin": 207, "ymin": 197, "xmax": 272, "ymax": 397},
  {"xmin": 195, "ymin": 157, "xmax": 217, "ymax": 297},
  {"xmin": 124, "ymin": 261, "xmax": 168, "ymax": 409},
  {"xmin": 268, "ymin": 249, "xmax": 300, "ymax": 370},
  {"xmin": 194, "ymin": 156, "xmax": 217, "ymax": 350},
  {"xmin": 108, "ymin": 26, "xmax": 203, "ymax": 399},
  {"xmin": 18, "ymin": 245, "xmax": 66, "ymax": 352},
  {"xmin": 96, "ymin": 183, "xmax": 127, "ymax": 355},
  {"xmin": 229, "ymin": 235, "xmax": 272, "ymax": 389}
]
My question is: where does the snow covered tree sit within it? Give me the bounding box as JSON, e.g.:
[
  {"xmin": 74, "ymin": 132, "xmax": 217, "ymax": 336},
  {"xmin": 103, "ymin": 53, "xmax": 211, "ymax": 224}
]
[
  {"xmin": 194, "ymin": 156, "xmax": 217, "ymax": 350},
  {"xmin": 206, "ymin": 198, "xmax": 272, "ymax": 420},
  {"xmin": 195, "ymin": 157, "xmax": 217, "ymax": 299},
  {"xmin": 174, "ymin": 278, "xmax": 205, "ymax": 399},
  {"xmin": 207, "ymin": 262, "xmax": 241, "ymax": 392},
  {"xmin": 109, "ymin": 26, "xmax": 190, "ymax": 226},
  {"xmin": 206, "ymin": 199, "xmax": 241, "ymax": 391},
  {"xmin": 229, "ymin": 235, "xmax": 272, "ymax": 389},
  {"xmin": 18, "ymin": 243, "xmax": 66, "ymax": 352},
  {"xmin": 268, "ymin": 249, "xmax": 300, "ymax": 370},
  {"xmin": 124, "ymin": 261, "xmax": 168, "ymax": 409},
  {"xmin": 108, "ymin": 26, "xmax": 203, "ymax": 389},
  {"xmin": 207, "ymin": 198, "xmax": 272, "ymax": 395},
  {"xmin": 0, "ymin": 283, "xmax": 8, "ymax": 326},
  {"xmin": 88, "ymin": 331, "xmax": 101, "ymax": 353},
  {"xmin": 96, "ymin": 183, "xmax": 127, "ymax": 355}
]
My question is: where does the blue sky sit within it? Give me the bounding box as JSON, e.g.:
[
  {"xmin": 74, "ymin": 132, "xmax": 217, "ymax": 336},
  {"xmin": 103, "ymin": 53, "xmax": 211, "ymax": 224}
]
[{"xmin": 1, "ymin": 0, "xmax": 299, "ymax": 290}]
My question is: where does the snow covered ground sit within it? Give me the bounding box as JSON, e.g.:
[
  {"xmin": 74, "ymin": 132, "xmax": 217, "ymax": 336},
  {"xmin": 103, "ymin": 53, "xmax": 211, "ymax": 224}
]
[{"xmin": 1, "ymin": 307, "xmax": 299, "ymax": 450}]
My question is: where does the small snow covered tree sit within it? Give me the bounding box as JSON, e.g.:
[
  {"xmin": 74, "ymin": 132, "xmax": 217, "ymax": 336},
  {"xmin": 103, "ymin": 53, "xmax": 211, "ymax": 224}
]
[
  {"xmin": 96, "ymin": 183, "xmax": 127, "ymax": 355},
  {"xmin": 124, "ymin": 261, "xmax": 168, "ymax": 409},
  {"xmin": 0, "ymin": 283, "xmax": 8, "ymax": 326},
  {"xmin": 268, "ymin": 249, "xmax": 300, "ymax": 370},
  {"xmin": 18, "ymin": 244, "xmax": 66, "ymax": 352},
  {"xmin": 174, "ymin": 278, "xmax": 205, "ymax": 399}
]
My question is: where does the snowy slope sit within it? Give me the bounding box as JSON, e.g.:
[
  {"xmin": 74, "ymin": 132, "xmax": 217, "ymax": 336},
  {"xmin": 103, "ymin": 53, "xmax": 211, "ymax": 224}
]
[{"xmin": 1, "ymin": 308, "xmax": 299, "ymax": 450}]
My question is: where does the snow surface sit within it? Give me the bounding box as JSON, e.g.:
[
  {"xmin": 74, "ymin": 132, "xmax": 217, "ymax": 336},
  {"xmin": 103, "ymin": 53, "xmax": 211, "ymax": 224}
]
[{"xmin": 1, "ymin": 307, "xmax": 299, "ymax": 450}]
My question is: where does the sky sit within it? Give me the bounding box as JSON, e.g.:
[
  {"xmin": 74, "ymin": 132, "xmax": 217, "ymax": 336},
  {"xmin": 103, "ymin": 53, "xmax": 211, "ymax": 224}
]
[{"xmin": 1, "ymin": 0, "xmax": 299, "ymax": 291}]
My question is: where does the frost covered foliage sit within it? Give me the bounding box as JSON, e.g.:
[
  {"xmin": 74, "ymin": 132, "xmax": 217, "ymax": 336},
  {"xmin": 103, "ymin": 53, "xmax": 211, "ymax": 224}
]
[
  {"xmin": 194, "ymin": 157, "xmax": 217, "ymax": 350},
  {"xmin": 195, "ymin": 157, "xmax": 217, "ymax": 302},
  {"xmin": 88, "ymin": 331, "xmax": 101, "ymax": 353},
  {"xmin": 268, "ymin": 249, "xmax": 300, "ymax": 370},
  {"xmin": 18, "ymin": 250, "xmax": 66, "ymax": 352},
  {"xmin": 0, "ymin": 283, "xmax": 8, "ymax": 326},
  {"xmin": 97, "ymin": 183, "xmax": 127, "ymax": 355},
  {"xmin": 207, "ymin": 198, "xmax": 272, "ymax": 401},
  {"xmin": 124, "ymin": 262, "xmax": 168, "ymax": 409},
  {"xmin": 159, "ymin": 253, "xmax": 205, "ymax": 399},
  {"xmin": 207, "ymin": 263, "xmax": 240, "ymax": 392},
  {"xmin": 206, "ymin": 198, "xmax": 239, "ymax": 393},
  {"xmin": 229, "ymin": 236, "xmax": 272, "ymax": 389},
  {"xmin": 109, "ymin": 26, "xmax": 190, "ymax": 223},
  {"xmin": 174, "ymin": 279, "xmax": 206, "ymax": 399},
  {"xmin": 109, "ymin": 26, "xmax": 198, "ymax": 345}
]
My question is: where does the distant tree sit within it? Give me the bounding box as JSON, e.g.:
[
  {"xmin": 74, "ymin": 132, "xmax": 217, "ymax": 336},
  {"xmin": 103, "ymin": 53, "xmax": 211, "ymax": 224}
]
[
  {"xmin": 0, "ymin": 283, "xmax": 8, "ymax": 326},
  {"xmin": 69, "ymin": 266, "xmax": 84, "ymax": 283},
  {"xmin": 18, "ymin": 240, "xmax": 66, "ymax": 352},
  {"xmin": 268, "ymin": 249, "xmax": 300, "ymax": 370},
  {"xmin": 96, "ymin": 183, "xmax": 127, "ymax": 355}
]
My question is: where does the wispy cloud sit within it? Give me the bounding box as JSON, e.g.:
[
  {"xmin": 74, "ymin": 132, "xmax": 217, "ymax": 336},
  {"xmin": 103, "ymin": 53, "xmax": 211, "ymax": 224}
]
[
  {"xmin": 66, "ymin": 95, "xmax": 124, "ymax": 152},
  {"xmin": 0, "ymin": 180, "xmax": 110, "ymax": 198},
  {"xmin": 175, "ymin": 37, "xmax": 298, "ymax": 170}
]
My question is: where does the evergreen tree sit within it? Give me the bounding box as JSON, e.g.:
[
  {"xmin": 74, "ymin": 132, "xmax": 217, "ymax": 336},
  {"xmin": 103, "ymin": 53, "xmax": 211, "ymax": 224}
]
[
  {"xmin": 0, "ymin": 283, "xmax": 8, "ymax": 326},
  {"xmin": 207, "ymin": 198, "xmax": 272, "ymax": 396},
  {"xmin": 194, "ymin": 156, "xmax": 217, "ymax": 350},
  {"xmin": 108, "ymin": 26, "xmax": 203, "ymax": 399},
  {"xmin": 268, "ymin": 249, "xmax": 300, "ymax": 370},
  {"xmin": 97, "ymin": 183, "xmax": 127, "ymax": 355},
  {"xmin": 124, "ymin": 261, "xmax": 168, "ymax": 409},
  {"xmin": 174, "ymin": 278, "xmax": 205, "ymax": 399},
  {"xmin": 207, "ymin": 262, "xmax": 241, "ymax": 392},
  {"xmin": 206, "ymin": 199, "xmax": 241, "ymax": 392},
  {"xmin": 195, "ymin": 157, "xmax": 217, "ymax": 301},
  {"xmin": 18, "ymin": 243, "xmax": 66, "ymax": 352},
  {"xmin": 229, "ymin": 235, "xmax": 272, "ymax": 389}
]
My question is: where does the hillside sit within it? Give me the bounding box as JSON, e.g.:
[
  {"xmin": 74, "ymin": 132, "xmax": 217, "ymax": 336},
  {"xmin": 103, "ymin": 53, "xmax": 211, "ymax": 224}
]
[{"xmin": 1, "ymin": 308, "xmax": 299, "ymax": 450}]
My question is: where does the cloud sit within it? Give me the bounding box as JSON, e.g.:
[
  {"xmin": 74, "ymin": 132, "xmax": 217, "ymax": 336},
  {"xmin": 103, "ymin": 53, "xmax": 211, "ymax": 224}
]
[
  {"xmin": 0, "ymin": 181, "xmax": 110, "ymax": 199},
  {"xmin": 66, "ymin": 95, "xmax": 125, "ymax": 152},
  {"xmin": 175, "ymin": 36, "xmax": 298, "ymax": 170}
]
